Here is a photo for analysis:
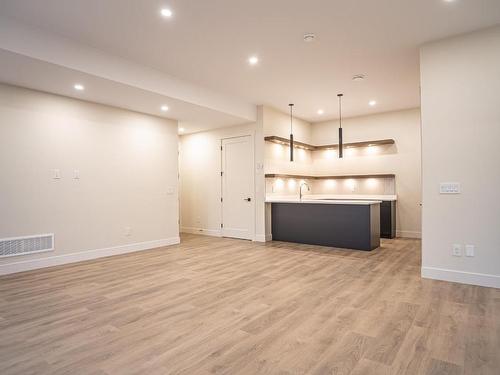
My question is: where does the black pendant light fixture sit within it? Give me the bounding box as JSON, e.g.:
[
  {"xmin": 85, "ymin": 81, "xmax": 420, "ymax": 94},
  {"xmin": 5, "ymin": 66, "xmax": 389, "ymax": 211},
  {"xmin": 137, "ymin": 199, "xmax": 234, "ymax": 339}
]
[
  {"xmin": 289, "ymin": 103, "xmax": 294, "ymax": 162},
  {"xmin": 337, "ymin": 93, "xmax": 344, "ymax": 158}
]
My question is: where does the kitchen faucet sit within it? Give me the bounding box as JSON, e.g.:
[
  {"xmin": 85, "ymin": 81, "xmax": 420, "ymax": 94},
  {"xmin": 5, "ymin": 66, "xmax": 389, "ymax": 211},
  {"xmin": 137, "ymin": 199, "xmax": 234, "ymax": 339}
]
[{"xmin": 299, "ymin": 182, "xmax": 310, "ymax": 201}]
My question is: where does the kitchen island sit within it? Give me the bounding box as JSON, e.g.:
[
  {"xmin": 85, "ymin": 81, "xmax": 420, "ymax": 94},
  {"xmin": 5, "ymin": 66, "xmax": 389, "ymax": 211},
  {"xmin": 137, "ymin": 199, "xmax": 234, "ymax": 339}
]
[
  {"xmin": 301, "ymin": 194, "xmax": 397, "ymax": 239},
  {"xmin": 266, "ymin": 198, "xmax": 381, "ymax": 251}
]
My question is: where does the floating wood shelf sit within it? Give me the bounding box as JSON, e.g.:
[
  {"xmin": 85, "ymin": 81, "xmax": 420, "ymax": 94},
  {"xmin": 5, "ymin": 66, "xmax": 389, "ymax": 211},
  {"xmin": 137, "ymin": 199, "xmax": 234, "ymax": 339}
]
[
  {"xmin": 265, "ymin": 173, "xmax": 396, "ymax": 180},
  {"xmin": 315, "ymin": 139, "xmax": 395, "ymax": 150},
  {"xmin": 264, "ymin": 136, "xmax": 316, "ymax": 150},
  {"xmin": 264, "ymin": 136, "xmax": 394, "ymax": 151}
]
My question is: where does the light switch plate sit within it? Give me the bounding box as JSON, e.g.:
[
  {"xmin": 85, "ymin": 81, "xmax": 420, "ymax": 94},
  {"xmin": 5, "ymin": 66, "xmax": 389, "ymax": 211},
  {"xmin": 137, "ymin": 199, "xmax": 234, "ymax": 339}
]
[
  {"xmin": 73, "ymin": 169, "xmax": 80, "ymax": 179},
  {"xmin": 465, "ymin": 245, "xmax": 475, "ymax": 257},
  {"xmin": 52, "ymin": 169, "xmax": 61, "ymax": 179},
  {"xmin": 452, "ymin": 244, "xmax": 462, "ymax": 257},
  {"xmin": 440, "ymin": 182, "xmax": 461, "ymax": 194},
  {"xmin": 166, "ymin": 187, "xmax": 175, "ymax": 195}
]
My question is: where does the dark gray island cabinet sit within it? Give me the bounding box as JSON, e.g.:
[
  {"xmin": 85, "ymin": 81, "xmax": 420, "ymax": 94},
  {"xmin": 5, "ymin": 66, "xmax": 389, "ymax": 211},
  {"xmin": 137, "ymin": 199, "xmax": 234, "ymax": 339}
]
[
  {"xmin": 269, "ymin": 199, "xmax": 381, "ymax": 251},
  {"xmin": 380, "ymin": 200, "xmax": 396, "ymax": 239}
]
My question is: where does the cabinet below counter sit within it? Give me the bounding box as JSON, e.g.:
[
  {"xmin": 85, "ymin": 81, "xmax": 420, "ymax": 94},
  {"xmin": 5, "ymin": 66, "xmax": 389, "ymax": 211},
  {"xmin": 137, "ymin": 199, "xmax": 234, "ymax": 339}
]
[
  {"xmin": 267, "ymin": 195, "xmax": 396, "ymax": 239},
  {"xmin": 268, "ymin": 199, "xmax": 381, "ymax": 251}
]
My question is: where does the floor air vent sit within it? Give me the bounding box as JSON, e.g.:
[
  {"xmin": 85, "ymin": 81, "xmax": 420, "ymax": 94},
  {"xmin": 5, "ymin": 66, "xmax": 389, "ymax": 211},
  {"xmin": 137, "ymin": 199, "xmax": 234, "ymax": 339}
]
[{"xmin": 0, "ymin": 234, "xmax": 54, "ymax": 258}]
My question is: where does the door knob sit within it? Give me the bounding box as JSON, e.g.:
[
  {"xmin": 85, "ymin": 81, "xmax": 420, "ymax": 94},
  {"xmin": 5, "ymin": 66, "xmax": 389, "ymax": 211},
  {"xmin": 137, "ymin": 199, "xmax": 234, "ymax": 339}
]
[{"xmin": 244, "ymin": 198, "xmax": 251, "ymax": 201}]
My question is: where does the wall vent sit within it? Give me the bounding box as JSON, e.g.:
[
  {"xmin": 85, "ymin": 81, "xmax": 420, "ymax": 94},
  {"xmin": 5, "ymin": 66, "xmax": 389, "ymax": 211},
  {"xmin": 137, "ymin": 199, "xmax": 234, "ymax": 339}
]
[{"xmin": 0, "ymin": 234, "xmax": 54, "ymax": 258}]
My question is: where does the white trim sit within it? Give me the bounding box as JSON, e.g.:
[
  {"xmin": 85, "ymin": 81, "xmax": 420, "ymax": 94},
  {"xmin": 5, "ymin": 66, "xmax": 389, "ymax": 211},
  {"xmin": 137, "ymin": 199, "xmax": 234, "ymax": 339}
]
[
  {"xmin": 181, "ymin": 227, "xmax": 222, "ymax": 237},
  {"xmin": 0, "ymin": 237, "xmax": 180, "ymax": 276},
  {"xmin": 396, "ymin": 230, "xmax": 421, "ymax": 239},
  {"xmin": 422, "ymin": 266, "xmax": 500, "ymax": 289},
  {"xmin": 254, "ymin": 234, "xmax": 272, "ymax": 243},
  {"xmin": 0, "ymin": 248, "xmax": 53, "ymax": 259}
]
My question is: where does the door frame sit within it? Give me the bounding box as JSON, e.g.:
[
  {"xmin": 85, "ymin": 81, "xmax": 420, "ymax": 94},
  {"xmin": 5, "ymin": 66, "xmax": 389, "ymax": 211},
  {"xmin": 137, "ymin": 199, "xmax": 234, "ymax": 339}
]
[{"xmin": 220, "ymin": 133, "xmax": 256, "ymax": 241}]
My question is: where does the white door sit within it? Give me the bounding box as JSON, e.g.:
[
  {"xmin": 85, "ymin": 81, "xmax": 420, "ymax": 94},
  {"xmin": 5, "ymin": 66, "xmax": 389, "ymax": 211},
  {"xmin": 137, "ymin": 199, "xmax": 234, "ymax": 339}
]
[{"xmin": 221, "ymin": 136, "xmax": 254, "ymax": 240}]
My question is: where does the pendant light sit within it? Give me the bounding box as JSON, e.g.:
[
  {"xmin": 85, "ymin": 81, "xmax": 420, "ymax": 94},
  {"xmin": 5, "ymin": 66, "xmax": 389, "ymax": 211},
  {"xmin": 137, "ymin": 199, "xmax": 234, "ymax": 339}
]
[
  {"xmin": 337, "ymin": 93, "xmax": 344, "ymax": 158},
  {"xmin": 289, "ymin": 103, "xmax": 294, "ymax": 162}
]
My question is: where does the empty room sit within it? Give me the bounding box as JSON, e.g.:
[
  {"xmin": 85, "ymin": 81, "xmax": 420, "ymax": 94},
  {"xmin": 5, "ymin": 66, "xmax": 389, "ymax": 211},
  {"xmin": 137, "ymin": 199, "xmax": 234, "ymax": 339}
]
[{"xmin": 0, "ymin": 1, "xmax": 499, "ymax": 374}]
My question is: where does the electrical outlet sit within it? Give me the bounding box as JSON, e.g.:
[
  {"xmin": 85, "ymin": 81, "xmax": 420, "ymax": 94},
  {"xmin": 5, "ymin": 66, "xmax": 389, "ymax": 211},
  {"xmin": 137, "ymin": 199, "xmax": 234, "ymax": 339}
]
[
  {"xmin": 465, "ymin": 245, "xmax": 475, "ymax": 257},
  {"xmin": 346, "ymin": 179, "xmax": 356, "ymax": 192},
  {"xmin": 452, "ymin": 244, "xmax": 462, "ymax": 257},
  {"xmin": 124, "ymin": 227, "xmax": 132, "ymax": 237}
]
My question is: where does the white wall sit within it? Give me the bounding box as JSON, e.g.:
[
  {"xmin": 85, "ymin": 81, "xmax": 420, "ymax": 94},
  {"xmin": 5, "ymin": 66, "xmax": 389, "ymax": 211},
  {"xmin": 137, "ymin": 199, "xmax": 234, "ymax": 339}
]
[
  {"xmin": 311, "ymin": 109, "xmax": 422, "ymax": 237},
  {"xmin": 264, "ymin": 105, "xmax": 313, "ymax": 177},
  {"xmin": 179, "ymin": 121, "xmax": 266, "ymax": 241},
  {"xmin": 263, "ymin": 105, "xmax": 312, "ymax": 142},
  {"xmin": 420, "ymin": 26, "xmax": 500, "ymax": 288},
  {"xmin": 0, "ymin": 84, "xmax": 180, "ymax": 274}
]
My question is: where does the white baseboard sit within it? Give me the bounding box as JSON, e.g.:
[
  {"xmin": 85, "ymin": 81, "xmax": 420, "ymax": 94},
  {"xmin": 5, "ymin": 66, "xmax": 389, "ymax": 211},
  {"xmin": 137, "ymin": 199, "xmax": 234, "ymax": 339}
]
[
  {"xmin": 397, "ymin": 230, "xmax": 421, "ymax": 239},
  {"xmin": 0, "ymin": 237, "xmax": 180, "ymax": 276},
  {"xmin": 181, "ymin": 227, "xmax": 222, "ymax": 237},
  {"xmin": 422, "ymin": 266, "xmax": 500, "ymax": 289},
  {"xmin": 254, "ymin": 234, "xmax": 272, "ymax": 242}
]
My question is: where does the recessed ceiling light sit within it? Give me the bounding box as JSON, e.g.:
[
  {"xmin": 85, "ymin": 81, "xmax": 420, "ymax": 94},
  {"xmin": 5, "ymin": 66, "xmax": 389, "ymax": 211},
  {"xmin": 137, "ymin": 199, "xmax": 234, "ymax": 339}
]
[
  {"xmin": 369, "ymin": 100, "xmax": 377, "ymax": 107},
  {"xmin": 161, "ymin": 105, "xmax": 169, "ymax": 112},
  {"xmin": 178, "ymin": 127, "xmax": 185, "ymax": 133},
  {"xmin": 443, "ymin": 0, "xmax": 456, "ymax": 3},
  {"xmin": 160, "ymin": 8, "xmax": 173, "ymax": 17},
  {"xmin": 74, "ymin": 84, "xmax": 84, "ymax": 91},
  {"xmin": 317, "ymin": 109, "xmax": 324, "ymax": 115},
  {"xmin": 248, "ymin": 56, "xmax": 259, "ymax": 65},
  {"xmin": 352, "ymin": 74, "xmax": 365, "ymax": 82}
]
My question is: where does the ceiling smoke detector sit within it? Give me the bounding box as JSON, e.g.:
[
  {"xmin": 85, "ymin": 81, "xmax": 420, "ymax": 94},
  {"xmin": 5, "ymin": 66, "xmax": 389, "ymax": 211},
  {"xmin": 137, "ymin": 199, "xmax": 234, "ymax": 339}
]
[
  {"xmin": 303, "ymin": 33, "xmax": 316, "ymax": 42},
  {"xmin": 352, "ymin": 74, "xmax": 365, "ymax": 82}
]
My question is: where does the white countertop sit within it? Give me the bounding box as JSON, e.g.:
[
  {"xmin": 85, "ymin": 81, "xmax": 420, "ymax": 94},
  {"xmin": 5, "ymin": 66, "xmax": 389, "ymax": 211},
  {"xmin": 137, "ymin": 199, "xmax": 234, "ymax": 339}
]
[
  {"xmin": 265, "ymin": 197, "xmax": 382, "ymax": 205},
  {"xmin": 304, "ymin": 194, "xmax": 397, "ymax": 201},
  {"xmin": 267, "ymin": 194, "xmax": 397, "ymax": 201}
]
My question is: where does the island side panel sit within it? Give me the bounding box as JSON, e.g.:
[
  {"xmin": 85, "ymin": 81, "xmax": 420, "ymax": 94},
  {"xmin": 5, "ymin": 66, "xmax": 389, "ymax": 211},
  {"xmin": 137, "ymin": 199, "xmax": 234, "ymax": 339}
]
[
  {"xmin": 370, "ymin": 203, "xmax": 381, "ymax": 250},
  {"xmin": 271, "ymin": 203, "xmax": 376, "ymax": 251}
]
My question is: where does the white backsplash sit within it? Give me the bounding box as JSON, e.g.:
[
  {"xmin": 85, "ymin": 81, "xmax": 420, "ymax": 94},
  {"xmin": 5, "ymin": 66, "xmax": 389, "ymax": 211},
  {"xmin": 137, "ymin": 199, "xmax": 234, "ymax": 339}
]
[{"xmin": 266, "ymin": 176, "xmax": 395, "ymax": 197}]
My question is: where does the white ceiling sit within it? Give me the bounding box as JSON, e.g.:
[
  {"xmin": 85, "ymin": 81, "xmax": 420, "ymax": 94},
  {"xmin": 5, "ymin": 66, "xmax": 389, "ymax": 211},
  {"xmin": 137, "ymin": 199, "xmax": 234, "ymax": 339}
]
[
  {"xmin": 1, "ymin": 0, "xmax": 500, "ymax": 124},
  {"xmin": 0, "ymin": 49, "xmax": 248, "ymax": 134}
]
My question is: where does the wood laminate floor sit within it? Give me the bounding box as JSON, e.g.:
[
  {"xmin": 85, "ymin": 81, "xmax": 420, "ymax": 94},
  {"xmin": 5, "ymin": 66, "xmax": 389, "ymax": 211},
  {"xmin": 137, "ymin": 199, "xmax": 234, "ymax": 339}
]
[{"xmin": 0, "ymin": 234, "xmax": 499, "ymax": 375}]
